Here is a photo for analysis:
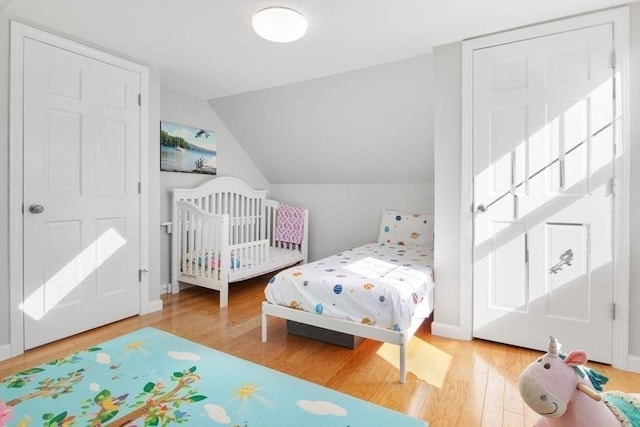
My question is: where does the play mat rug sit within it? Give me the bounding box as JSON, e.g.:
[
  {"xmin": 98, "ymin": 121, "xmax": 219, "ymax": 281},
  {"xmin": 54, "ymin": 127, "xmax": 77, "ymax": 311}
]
[{"xmin": 0, "ymin": 327, "xmax": 427, "ymax": 427}]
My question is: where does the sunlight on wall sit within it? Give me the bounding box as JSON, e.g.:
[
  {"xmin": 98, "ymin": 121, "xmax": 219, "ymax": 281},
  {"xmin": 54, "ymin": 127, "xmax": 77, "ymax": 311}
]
[
  {"xmin": 20, "ymin": 228, "xmax": 126, "ymax": 320},
  {"xmin": 376, "ymin": 337, "xmax": 452, "ymax": 388}
]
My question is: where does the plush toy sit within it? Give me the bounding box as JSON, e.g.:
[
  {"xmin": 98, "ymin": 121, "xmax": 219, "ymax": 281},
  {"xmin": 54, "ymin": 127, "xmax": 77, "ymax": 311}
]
[{"xmin": 519, "ymin": 336, "xmax": 640, "ymax": 427}]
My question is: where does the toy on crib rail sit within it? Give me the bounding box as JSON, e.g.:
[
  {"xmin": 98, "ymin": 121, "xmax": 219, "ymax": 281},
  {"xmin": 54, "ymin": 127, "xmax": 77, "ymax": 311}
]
[{"xmin": 518, "ymin": 336, "xmax": 640, "ymax": 427}]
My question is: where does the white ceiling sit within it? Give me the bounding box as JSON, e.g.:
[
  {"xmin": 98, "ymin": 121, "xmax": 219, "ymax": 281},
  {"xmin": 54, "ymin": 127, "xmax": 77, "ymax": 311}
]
[{"xmin": 1, "ymin": 0, "xmax": 635, "ymax": 100}]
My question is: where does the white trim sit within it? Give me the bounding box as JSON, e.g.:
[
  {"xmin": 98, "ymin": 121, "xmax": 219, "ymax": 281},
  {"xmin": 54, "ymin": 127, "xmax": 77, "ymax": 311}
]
[
  {"xmin": 136, "ymin": 61, "xmax": 161, "ymax": 316},
  {"xmin": 9, "ymin": 21, "xmax": 26, "ymax": 357},
  {"xmin": 142, "ymin": 299, "xmax": 164, "ymax": 315},
  {"xmin": 611, "ymin": 6, "xmax": 631, "ymax": 371},
  {"xmin": 431, "ymin": 322, "xmax": 471, "ymax": 341},
  {"xmin": 0, "ymin": 344, "xmax": 10, "ymax": 362},
  {"xmin": 459, "ymin": 34, "xmax": 474, "ymax": 341},
  {"xmin": 627, "ymin": 355, "xmax": 640, "ymax": 374},
  {"xmin": 460, "ymin": 7, "xmax": 630, "ymax": 368},
  {"xmin": 9, "ymin": 21, "xmax": 153, "ymax": 356}
]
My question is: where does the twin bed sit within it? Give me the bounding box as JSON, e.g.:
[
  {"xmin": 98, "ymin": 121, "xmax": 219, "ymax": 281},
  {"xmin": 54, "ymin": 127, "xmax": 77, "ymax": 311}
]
[{"xmin": 172, "ymin": 177, "xmax": 435, "ymax": 383}]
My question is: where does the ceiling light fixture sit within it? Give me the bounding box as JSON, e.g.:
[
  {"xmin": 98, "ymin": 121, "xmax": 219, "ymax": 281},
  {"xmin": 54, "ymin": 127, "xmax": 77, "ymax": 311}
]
[{"xmin": 252, "ymin": 7, "xmax": 308, "ymax": 43}]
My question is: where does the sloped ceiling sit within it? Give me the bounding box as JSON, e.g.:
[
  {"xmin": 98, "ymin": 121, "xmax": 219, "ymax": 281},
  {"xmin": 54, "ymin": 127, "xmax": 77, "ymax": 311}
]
[{"xmin": 209, "ymin": 55, "xmax": 433, "ymax": 184}]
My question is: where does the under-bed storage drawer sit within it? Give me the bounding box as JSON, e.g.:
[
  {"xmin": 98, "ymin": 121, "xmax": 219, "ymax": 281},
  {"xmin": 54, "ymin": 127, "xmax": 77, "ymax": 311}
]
[{"xmin": 286, "ymin": 320, "xmax": 364, "ymax": 349}]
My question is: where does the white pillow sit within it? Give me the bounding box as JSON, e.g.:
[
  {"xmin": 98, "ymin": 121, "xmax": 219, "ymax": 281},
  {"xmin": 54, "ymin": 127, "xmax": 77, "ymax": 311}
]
[{"xmin": 377, "ymin": 209, "xmax": 434, "ymax": 246}]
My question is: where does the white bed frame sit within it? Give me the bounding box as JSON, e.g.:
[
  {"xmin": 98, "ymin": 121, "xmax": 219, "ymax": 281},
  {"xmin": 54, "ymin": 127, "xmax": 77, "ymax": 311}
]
[
  {"xmin": 262, "ymin": 298, "xmax": 431, "ymax": 384},
  {"xmin": 171, "ymin": 177, "xmax": 308, "ymax": 307}
]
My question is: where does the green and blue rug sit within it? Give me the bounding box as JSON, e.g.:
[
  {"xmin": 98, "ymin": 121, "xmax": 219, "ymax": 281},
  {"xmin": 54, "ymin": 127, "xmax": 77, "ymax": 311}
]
[{"xmin": 0, "ymin": 327, "xmax": 427, "ymax": 426}]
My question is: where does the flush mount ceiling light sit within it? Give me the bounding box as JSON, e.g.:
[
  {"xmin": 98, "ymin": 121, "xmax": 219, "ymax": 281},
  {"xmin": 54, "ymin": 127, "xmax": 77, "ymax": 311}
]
[{"xmin": 252, "ymin": 7, "xmax": 308, "ymax": 43}]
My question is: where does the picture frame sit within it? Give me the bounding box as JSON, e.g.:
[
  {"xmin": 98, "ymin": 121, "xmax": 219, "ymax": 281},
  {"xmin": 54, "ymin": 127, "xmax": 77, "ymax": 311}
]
[{"xmin": 160, "ymin": 121, "xmax": 216, "ymax": 175}]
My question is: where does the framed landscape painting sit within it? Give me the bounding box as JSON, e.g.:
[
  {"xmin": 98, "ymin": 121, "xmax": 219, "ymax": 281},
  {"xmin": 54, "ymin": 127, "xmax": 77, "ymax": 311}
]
[{"xmin": 160, "ymin": 121, "xmax": 217, "ymax": 174}]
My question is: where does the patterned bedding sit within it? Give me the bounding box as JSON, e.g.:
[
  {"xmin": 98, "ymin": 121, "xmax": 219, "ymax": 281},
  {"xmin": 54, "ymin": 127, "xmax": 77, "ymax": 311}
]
[{"xmin": 264, "ymin": 242, "xmax": 435, "ymax": 331}]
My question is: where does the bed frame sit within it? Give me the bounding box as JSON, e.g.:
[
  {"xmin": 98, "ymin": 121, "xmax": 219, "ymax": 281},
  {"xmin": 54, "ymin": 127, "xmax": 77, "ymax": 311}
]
[
  {"xmin": 262, "ymin": 297, "xmax": 432, "ymax": 384},
  {"xmin": 171, "ymin": 177, "xmax": 308, "ymax": 307}
]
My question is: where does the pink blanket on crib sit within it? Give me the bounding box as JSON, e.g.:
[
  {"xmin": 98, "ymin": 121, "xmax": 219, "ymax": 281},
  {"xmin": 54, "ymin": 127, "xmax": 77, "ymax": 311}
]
[{"xmin": 275, "ymin": 204, "xmax": 305, "ymax": 244}]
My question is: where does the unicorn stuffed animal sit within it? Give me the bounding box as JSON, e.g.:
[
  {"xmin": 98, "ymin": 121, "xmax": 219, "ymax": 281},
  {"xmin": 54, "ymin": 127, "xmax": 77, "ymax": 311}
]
[{"xmin": 519, "ymin": 337, "xmax": 640, "ymax": 427}]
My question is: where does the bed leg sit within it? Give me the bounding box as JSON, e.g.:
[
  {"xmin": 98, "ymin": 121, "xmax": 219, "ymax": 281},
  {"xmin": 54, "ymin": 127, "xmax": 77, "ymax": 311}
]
[
  {"xmin": 400, "ymin": 337, "xmax": 407, "ymax": 384},
  {"xmin": 262, "ymin": 310, "xmax": 268, "ymax": 342}
]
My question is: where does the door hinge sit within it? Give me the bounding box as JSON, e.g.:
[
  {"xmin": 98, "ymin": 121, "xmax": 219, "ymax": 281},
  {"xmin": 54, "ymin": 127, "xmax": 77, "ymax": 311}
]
[
  {"xmin": 138, "ymin": 93, "xmax": 141, "ymax": 106},
  {"xmin": 611, "ymin": 51, "xmax": 617, "ymax": 69},
  {"xmin": 138, "ymin": 269, "xmax": 148, "ymax": 282},
  {"xmin": 605, "ymin": 178, "xmax": 615, "ymax": 197},
  {"xmin": 611, "ymin": 302, "xmax": 616, "ymax": 320},
  {"xmin": 138, "ymin": 182, "xmax": 141, "ymax": 194}
]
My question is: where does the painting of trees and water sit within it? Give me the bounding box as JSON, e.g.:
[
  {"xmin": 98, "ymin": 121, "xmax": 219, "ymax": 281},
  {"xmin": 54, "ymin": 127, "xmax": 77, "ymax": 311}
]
[{"xmin": 161, "ymin": 121, "xmax": 216, "ymax": 174}]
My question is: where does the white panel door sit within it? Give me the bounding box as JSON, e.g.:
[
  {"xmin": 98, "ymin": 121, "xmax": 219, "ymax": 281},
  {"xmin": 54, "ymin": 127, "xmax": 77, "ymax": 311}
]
[
  {"xmin": 22, "ymin": 38, "xmax": 141, "ymax": 349},
  {"xmin": 472, "ymin": 24, "xmax": 615, "ymax": 363}
]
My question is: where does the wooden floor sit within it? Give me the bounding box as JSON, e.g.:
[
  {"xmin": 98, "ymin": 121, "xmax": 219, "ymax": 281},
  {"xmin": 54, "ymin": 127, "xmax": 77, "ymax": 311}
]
[{"xmin": 2, "ymin": 277, "xmax": 640, "ymax": 427}]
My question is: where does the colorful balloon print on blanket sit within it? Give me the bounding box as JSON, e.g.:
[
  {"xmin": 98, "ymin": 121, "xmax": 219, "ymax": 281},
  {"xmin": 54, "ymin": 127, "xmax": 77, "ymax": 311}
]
[
  {"xmin": 377, "ymin": 210, "xmax": 434, "ymax": 246},
  {"xmin": 265, "ymin": 242, "xmax": 434, "ymax": 331}
]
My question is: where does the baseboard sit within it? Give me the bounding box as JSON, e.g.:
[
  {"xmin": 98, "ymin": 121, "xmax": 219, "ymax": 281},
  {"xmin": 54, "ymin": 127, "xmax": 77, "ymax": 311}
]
[
  {"xmin": 141, "ymin": 299, "xmax": 163, "ymax": 315},
  {"xmin": 431, "ymin": 321, "xmax": 472, "ymax": 341},
  {"xmin": 161, "ymin": 283, "xmax": 169, "ymax": 294},
  {"xmin": 627, "ymin": 355, "xmax": 640, "ymax": 373},
  {"xmin": 0, "ymin": 344, "xmax": 11, "ymax": 362}
]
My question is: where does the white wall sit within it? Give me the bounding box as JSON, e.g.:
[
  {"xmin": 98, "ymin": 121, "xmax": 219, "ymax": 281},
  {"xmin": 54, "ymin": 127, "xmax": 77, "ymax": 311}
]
[
  {"xmin": 209, "ymin": 55, "xmax": 435, "ymax": 264},
  {"xmin": 431, "ymin": 42, "xmax": 464, "ymax": 334},
  {"xmin": 270, "ymin": 183, "xmax": 434, "ymax": 261},
  {"xmin": 159, "ymin": 88, "xmax": 268, "ymax": 288}
]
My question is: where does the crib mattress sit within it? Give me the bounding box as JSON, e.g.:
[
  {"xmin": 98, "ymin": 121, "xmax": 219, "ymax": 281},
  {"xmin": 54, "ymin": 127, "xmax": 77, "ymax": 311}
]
[
  {"xmin": 184, "ymin": 246, "xmax": 303, "ymax": 269},
  {"xmin": 228, "ymin": 245, "xmax": 305, "ymax": 281},
  {"xmin": 264, "ymin": 242, "xmax": 434, "ymax": 331}
]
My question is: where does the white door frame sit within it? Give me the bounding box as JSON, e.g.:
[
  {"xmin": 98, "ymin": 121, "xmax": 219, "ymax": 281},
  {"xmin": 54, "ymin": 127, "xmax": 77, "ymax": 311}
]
[
  {"xmin": 9, "ymin": 21, "xmax": 151, "ymax": 357},
  {"xmin": 460, "ymin": 7, "xmax": 630, "ymax": 369}
]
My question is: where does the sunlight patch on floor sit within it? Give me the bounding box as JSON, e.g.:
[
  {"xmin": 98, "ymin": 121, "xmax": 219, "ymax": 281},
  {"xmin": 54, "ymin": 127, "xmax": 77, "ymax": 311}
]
[{"xmin": 376, "ymin": 338, "xmax": 452, "ymax": 388}]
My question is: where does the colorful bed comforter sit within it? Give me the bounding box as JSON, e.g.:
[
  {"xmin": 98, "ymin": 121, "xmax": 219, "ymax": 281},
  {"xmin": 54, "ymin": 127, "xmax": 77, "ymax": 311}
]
[{"xmin": 264, "ymin": 242, "xmax": 435, "ymax": 331}]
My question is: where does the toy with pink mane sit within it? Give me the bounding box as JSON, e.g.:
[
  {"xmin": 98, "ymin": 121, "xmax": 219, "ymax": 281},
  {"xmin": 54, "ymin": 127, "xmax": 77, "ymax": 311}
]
[{"xmin": 519, "ymin": 336, "xmax": 640, "ymax": 427}]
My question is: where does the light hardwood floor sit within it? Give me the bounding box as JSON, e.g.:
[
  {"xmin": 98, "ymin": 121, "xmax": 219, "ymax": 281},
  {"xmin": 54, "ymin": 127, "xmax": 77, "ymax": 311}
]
[{"xmin": 2, "ymin": 277, "xmax": 639, "ymax": 426}]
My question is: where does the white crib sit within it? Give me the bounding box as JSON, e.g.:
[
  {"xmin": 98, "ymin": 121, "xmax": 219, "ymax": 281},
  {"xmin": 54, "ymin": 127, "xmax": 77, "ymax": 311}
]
[{"xmin": 171, "ymin": 177, "xmax": 308, "ymax": 307}]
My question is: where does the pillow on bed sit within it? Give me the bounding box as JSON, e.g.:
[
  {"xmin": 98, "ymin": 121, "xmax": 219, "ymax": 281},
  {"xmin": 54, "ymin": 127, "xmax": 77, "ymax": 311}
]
[{"xmin": 377, "ymin": 209, "xmax": 434, "ymax": 246}]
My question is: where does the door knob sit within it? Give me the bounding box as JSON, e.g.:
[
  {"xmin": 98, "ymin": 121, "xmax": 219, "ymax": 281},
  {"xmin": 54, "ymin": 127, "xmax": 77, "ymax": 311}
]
[
  {"xmin": 476, "ymin": 204, "xmax": 487, "ymax": 214},
  {"xmin": 29, "ymin": 204, "xmax": 45, "ymax": 214}
]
